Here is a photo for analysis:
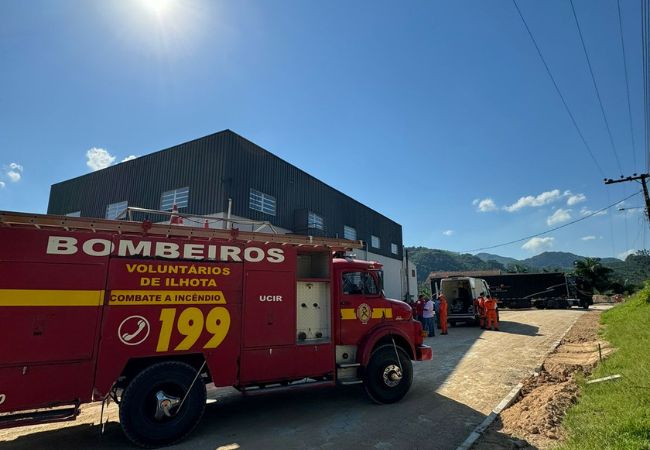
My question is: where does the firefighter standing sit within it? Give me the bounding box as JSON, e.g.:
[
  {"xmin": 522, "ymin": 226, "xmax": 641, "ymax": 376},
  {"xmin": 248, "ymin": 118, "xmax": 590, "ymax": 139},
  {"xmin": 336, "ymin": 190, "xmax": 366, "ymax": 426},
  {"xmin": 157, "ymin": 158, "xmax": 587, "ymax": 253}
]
[
  {"xmin": 438, "ymin": 293, "xmax": 448, "ymax": 335},
  {"xmin": 484, "ymin": 295, "xmax": 499, "ymax": 331}
]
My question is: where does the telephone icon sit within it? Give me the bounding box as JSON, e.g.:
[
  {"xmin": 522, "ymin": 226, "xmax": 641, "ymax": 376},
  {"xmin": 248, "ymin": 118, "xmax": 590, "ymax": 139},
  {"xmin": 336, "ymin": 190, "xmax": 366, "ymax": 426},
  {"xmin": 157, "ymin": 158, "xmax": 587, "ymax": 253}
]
[
  {"xmin": 123, "ymin": 319, "xmax": 146, "ymax": 342},
  {"xmin": 118, "ymin": 316, "xmax": 150, "ymax": 346}
]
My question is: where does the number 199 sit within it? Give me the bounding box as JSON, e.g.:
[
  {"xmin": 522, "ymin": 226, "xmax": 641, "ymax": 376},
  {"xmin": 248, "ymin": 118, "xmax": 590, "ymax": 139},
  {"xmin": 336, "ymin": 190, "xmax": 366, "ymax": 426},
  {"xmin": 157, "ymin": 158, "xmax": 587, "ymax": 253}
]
[{"xmin": 156, "ymin": 306, "xmax": 230, "ymax": 352}]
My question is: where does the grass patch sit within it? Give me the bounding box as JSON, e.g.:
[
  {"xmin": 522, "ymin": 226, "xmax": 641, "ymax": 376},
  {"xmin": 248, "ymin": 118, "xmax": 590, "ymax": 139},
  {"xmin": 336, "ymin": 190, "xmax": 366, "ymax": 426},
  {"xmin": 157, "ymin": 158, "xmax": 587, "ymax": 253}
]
[{"xmin": 559, "ymin": 283, "xmax": 650, "ymax": 450}]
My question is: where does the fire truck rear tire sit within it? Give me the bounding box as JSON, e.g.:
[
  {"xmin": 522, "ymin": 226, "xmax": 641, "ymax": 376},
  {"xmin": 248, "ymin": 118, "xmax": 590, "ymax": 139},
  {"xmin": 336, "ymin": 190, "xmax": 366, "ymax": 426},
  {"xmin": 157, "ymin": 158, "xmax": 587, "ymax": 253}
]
[
  {"xmin": 364, "ymin": 345, "xmax": 413, "ymax": 404},
  {"xmin": 119, "ymin": 361, "xmax": 207, "ymax": 448}
]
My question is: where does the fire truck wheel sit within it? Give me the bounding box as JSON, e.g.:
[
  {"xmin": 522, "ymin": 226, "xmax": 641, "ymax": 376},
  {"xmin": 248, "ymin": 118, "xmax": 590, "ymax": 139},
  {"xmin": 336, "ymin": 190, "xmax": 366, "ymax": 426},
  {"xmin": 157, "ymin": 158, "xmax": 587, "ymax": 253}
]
[
  {"xmin": 119, "ymin": 361, "xmax": 207, "ymax": 448},
  {"xmin": 364, "ymin": 345, "xmax": 413, "ymax": 404}
]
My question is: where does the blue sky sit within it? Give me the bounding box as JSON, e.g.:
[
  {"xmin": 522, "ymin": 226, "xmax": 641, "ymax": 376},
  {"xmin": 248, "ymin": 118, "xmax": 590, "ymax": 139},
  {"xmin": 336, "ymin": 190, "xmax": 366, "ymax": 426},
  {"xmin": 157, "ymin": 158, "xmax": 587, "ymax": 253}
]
[{"xmin": 0, "ymin": 0, "xmax": 647, "ymax": 260}]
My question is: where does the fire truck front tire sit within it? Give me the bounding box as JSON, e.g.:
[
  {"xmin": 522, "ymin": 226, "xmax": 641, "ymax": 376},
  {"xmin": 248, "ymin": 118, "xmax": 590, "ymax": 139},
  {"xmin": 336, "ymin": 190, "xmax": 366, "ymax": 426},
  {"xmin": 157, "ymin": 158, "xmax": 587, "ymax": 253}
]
[
  {"xmin": 364, "ymin": 345, "xmax": 413, "ymax": 404},
  {"xmin": 119, "ymin": 361, "xmax": 207, "ymax": 448}
]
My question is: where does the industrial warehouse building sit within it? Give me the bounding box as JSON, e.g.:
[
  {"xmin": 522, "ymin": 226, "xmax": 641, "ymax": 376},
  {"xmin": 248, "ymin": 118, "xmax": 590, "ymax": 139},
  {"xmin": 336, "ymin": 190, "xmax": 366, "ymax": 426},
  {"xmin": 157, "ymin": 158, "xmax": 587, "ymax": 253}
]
[{"xmin": 47, "ymin": 129, "xmax": 417, "ymax": 300}]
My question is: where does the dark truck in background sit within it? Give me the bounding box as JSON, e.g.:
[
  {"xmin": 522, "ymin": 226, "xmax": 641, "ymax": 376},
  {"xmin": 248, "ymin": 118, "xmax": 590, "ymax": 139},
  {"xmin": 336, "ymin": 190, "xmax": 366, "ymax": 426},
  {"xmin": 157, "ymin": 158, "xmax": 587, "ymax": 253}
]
[
  {"xmin": 480, "ymin": 272, "xmax": 593, "ymax": 309},
  {"xmin": 429, "ymin": 272, "xmax": 593, "ymax": 311}
]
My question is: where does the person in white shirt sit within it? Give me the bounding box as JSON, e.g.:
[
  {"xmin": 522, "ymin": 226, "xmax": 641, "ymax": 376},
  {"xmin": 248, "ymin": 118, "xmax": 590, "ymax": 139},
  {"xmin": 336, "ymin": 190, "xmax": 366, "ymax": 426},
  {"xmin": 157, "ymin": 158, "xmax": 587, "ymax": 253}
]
[{"xmin": 422, "ymin": 296, "xmax": 436, "ymax": 337}]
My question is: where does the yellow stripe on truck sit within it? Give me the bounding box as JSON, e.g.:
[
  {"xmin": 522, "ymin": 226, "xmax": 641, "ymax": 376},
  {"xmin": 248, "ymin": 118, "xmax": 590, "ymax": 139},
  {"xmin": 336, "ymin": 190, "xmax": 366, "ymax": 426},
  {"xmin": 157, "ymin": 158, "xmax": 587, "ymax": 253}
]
[
  {"xmin": 341, "ymin": 307, "xmax": 393, "ymax": 320},
  {"xmin": 0, "ymin": 289, "xmax": 104, "ymax": 306},
  {"xmin": 372, "ymin": 308, "xmax": 393, "ymax": 319}
]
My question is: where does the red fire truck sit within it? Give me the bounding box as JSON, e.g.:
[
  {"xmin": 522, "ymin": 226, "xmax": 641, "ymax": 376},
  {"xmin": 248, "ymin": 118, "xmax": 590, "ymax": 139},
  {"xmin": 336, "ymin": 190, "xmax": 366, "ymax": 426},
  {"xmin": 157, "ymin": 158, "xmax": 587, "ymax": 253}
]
[{"xmin": 0, "ymin": 211, "xmax": 431, "ymax": 447}]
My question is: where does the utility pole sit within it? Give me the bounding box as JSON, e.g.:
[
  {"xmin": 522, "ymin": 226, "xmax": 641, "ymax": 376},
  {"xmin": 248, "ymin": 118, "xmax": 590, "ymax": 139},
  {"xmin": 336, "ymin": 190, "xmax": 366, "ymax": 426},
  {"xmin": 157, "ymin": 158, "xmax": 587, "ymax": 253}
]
[{"xmin": 604, "ymin": 173, "xmax": 650, "ymax": 223}]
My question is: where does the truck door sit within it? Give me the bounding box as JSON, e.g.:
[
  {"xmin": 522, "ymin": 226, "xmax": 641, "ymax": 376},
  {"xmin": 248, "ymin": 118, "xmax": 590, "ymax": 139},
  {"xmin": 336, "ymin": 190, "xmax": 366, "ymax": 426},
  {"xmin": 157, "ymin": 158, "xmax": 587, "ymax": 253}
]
[
  {"xmin": 0, "ymin": 228, "xmax": 106, "ymax": 412},
  {"xmin": 239, "ymin": 269, "xmax": 296, "ymax": 384},
  {"xmin": 338, "ymin": 270, "xmax": 389, "ymax": 344}
]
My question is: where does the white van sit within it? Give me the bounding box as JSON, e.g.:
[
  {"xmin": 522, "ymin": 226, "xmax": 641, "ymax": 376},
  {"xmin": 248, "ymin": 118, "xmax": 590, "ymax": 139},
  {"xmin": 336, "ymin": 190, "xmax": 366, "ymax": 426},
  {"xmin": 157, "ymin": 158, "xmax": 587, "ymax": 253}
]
[{"xmin": 436, "ymin": 277, "xmax": 495, "ymax": 326}]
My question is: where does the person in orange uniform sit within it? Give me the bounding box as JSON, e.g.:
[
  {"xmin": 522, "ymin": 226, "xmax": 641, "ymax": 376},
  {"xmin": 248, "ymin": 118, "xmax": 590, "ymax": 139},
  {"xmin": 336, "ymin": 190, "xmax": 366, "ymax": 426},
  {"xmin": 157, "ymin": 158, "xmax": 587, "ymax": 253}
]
[
  {"xmin": 476, "ymin": 292, "xmax": 487, "ymax": 329},
  {"xmin": 484, "ymin": 295, "xmax": 499, "ymax": 331},
  {"xmin": 438, "ymin": 293, "xmax": 449, "ymax": 335}
]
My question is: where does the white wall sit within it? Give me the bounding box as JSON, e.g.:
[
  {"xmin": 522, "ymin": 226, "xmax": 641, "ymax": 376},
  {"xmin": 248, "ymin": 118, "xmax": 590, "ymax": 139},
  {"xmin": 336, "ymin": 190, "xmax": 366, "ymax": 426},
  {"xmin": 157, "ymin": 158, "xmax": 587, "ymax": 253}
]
[
  {"xmin": 403, "ymin": 259, "xmax": 418, "ymax": 302},
  {"xmin": 353, "ymin": 250, "xmax": 416, "ymax": 301}
]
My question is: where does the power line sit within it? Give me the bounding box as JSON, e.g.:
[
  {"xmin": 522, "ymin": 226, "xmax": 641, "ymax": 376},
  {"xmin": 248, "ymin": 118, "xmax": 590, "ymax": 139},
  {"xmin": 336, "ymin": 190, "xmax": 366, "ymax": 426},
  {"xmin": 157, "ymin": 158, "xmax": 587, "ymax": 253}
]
[
  {"xmin": 569, "ymin": 0, "xmax": 624, "ymax": 175},
  {"xmin": 616, "ymin": 0, "xmax": 638, "ymax": 171},
  {"xmin": 643, "ymin": 0, "xmax": 650, "ymax": 172},
  {"xmin": 462, "ymin": 190, "xmax": 641, "ymax": 253},
  {"xmin": 511, "ymin": 0, "xmax": 606, "ymax": 179}
]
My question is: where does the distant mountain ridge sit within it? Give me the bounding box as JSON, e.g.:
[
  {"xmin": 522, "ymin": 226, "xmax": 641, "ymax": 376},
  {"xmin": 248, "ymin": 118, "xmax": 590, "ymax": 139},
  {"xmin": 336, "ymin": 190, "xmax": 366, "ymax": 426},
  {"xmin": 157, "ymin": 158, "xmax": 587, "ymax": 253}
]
[
  {"xmin": 475, "ymin": 251, "xmax": 622, "ymax": 270},
  {"xmin": 406, "ymin": 247, "xmax": 503, "ymax": 283},
  {"xmin": 475, "ymin": 253, "xmax": 520, "ymax": 267},
  {"xmin": 406, "ymin": 247, "xmax": 638, "ymax": 285},
  {"xmin": 407, "ymin": 247, "xmax": 650, "ymax": 291}
]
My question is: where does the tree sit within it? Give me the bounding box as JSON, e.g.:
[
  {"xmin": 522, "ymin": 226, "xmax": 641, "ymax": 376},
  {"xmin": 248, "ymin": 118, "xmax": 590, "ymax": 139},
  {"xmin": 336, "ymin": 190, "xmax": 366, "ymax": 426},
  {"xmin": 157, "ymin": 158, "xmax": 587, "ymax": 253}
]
[
  {"xmin": 573, "ymin": 257, "xmax": 613, "ymax": 293},
  {"xmin": 506, "ymin": 263, "xmax": 529, "ymax": 273}
]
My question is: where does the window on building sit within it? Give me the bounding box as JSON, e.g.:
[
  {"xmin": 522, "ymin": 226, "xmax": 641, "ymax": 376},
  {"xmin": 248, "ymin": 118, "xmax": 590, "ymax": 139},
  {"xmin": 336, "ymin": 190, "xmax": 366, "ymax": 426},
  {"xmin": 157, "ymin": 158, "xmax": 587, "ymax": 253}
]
[
  {"xmin": 161, "ymin": 187, "xmax": 189, "ymax": 211},
  {"xmin": 308, "ymin": 211, "xmax": 324, "ymax": 230},
  {"xmin": 344, "ymin": 225, "xmax": 357, "ymax": 240},
  {"xmin": 371, "ymin": 235, "xmax": 380, "ymax": 249},
  {"xmin": 249, "ymin": 188, "xmax": 276, "ymax": 216},
  {"xmin": 391, "ymin": 243, "xmax": 398, "ymax": 255},
  {"xmin": 106, "ymin": 201, "xmax": 128, "ymax": 220},
  {"xmin": 65, "ymin": 211, "xmax": 81, "ymax": 217}
]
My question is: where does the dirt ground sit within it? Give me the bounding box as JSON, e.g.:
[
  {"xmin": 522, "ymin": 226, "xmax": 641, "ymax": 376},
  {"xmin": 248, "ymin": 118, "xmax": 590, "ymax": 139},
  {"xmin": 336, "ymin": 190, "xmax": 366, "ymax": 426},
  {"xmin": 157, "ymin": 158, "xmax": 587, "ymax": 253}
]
[{"xmin": 473, "ymin": 309, "xmax": 613, "ymax": 450}]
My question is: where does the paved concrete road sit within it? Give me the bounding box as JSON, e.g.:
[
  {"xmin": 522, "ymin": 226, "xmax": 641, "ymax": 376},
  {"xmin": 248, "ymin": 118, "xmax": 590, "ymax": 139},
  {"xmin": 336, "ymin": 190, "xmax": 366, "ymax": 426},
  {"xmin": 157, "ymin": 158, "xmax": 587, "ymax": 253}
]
[{"xmin": 1, "ymin": 308, "xmax": 592, "ymax": 450}]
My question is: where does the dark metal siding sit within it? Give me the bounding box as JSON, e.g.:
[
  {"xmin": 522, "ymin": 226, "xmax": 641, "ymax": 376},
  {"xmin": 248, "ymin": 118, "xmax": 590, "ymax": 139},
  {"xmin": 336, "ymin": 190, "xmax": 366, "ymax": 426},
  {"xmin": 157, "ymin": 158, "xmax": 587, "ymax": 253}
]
[
  {"xmin": 48, "ymin": 132, "xmax": 231, "ymax": 219},
  {"xmin": 47, "ymin": 130, "xmax": 403, "ymax": 260}
]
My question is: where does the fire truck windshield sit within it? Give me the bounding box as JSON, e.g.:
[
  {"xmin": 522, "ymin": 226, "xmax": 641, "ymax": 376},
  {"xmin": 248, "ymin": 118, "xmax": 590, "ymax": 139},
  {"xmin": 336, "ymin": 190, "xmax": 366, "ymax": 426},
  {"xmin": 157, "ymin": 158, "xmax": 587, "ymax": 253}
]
[
  {"xmin": 342, "ymin": 271, "xmax": 379, "ymax": 296},
  {"xmin": 371, "ymin": 270, "xmax": 384, "ymax": 293}
]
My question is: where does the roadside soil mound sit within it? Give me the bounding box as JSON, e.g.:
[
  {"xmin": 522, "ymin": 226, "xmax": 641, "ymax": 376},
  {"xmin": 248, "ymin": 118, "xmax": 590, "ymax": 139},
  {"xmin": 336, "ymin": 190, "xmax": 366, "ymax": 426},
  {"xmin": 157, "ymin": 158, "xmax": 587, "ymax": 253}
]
[{"xmin": 474, "ymin": 310, "xmax": 612, "ymax": 450}]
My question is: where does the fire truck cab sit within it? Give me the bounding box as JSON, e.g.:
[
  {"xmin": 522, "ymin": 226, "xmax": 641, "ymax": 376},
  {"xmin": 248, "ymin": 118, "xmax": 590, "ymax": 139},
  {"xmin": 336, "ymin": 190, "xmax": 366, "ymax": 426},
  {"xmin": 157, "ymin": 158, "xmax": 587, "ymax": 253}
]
[{"xmin": 0, "ymin": 211, "xmax": 431, "ymax": 447}]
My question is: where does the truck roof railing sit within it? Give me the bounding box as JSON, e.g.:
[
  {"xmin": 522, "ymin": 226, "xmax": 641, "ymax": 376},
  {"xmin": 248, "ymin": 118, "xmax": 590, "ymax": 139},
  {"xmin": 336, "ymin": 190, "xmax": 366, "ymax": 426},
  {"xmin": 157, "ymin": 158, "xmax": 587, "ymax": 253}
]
[
  {"xmin": 116, "ymin": 207, "xmax": 281, "ymax": 234},
  {"xmin": 0, "ymin": 210, "xmax": 363, "ymax": 251}
]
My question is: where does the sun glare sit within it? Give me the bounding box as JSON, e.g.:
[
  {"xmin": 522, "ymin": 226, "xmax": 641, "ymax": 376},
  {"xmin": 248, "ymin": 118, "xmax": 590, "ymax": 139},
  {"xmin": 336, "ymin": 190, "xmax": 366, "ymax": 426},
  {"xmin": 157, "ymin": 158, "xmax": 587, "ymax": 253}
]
[
  {"xmin": 110, "ymin": 0, "xmax": 216, "ymax": 59},
  {"xmin": 140, "ymin": 0, "xmax": 176, "ymax": 16}
]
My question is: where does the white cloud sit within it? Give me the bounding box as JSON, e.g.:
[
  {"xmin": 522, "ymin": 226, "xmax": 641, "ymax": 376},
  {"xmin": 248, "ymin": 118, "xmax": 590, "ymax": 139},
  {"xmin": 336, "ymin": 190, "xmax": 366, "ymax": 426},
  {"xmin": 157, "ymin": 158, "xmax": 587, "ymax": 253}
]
[
  {"xmin": 6, "ymin": 171, "xmax": 21, "ymax": 182},
  {"xmin": 504, "ymin": 189, "xmax": 562, "ymax": 212},
  {"xmin": 442, "ymin": 230, "xmax": 454, "ymax": 236},
  {"xmin": 618, "ymin": 249, "xmax": 636, "ymax": 260},
  {"xmin": 566, "ymin": 193, "xmax": 586, "ymax": 206},
  {"xmin": 581, "ymin": 235, "xmax": 596, "ymax": 241},
  {"xmin": 547, "ymin": 208, "xmax": 572, "ymax": 226},
  {"xmin": 0, "ymin": 181, "xmax": 5, "ymax": 189},
  {"xmin": 474, "ymin": 198, "xmax": 498, "ymax": 212},
  {"xmin": 580, "ymin": 207, "xmax": 607, "ymax": 217},
  {"xmin": 522, "ymin": 237, "xmax": 554, "ymax": 252},
  {"xmin": 86, "ymin": 147, "xmax": 116, "ymax": 171},
  {"xmin": 122, "ymin": 155, "xmax": 137, "ymax": 162},
  {"xmin": 3, "ymin": 162, "xmax": 23, "ymax": 182}
]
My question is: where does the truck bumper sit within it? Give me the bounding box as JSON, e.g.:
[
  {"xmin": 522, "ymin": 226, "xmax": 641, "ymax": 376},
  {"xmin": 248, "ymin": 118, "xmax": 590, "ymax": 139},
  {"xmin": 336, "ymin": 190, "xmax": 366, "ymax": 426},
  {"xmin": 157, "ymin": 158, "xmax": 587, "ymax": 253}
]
[{"xmin": 415, "ymin": 344, "xmax": 432, "ymax": 361}]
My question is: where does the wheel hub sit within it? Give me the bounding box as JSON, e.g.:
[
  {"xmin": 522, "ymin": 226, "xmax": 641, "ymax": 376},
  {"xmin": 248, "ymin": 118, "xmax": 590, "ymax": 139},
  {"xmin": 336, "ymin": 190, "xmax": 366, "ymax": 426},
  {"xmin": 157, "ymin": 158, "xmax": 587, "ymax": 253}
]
[
  {"xmin": 382, "ymin": 364, "xmax": 403, "ymax": 387},
  {"xmin": 154, "ymin": 390, "xmax": 181, "ymax": 420}
]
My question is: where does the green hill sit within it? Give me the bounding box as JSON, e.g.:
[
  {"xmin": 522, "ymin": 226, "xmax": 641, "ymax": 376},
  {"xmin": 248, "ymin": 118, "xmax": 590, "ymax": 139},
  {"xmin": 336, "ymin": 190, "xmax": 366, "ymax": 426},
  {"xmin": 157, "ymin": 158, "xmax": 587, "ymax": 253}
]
[
  {"xmin": 407, "ymin": 247, "xmax": 650, "ymax": 289},
  {"xmin": 475, "ymin": 252, "xmax": 520, "ymax": 266},
  {"xmin": 522, "ymin": 251, "xmax": 584, "ymax": 269},
  {"xmin": 406, "ymin": 247, "xmax": 504, "ymax": 283}
]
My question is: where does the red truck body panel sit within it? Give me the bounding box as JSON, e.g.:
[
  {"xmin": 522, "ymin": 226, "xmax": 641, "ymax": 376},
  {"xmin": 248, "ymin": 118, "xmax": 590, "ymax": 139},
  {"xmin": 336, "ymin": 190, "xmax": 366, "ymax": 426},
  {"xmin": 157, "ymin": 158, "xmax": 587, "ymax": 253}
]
[{"xmin": 0, "ymin": 211, "xmax": 429, "ymax": 423}]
